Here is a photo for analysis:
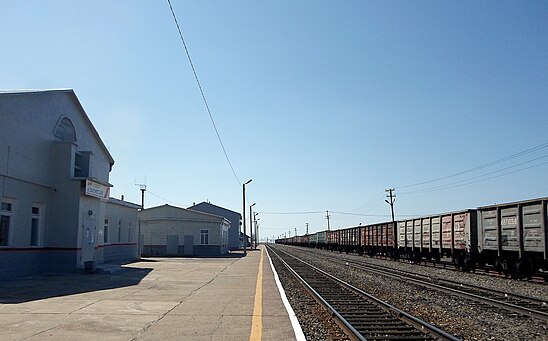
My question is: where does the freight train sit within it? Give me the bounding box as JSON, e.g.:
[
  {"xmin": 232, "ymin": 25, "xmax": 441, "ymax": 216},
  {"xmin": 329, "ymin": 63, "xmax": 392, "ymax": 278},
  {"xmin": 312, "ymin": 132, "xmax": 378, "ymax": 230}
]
[{"xmin": 276, "ymin": 197, "xmax": 548, "ymax": 278}]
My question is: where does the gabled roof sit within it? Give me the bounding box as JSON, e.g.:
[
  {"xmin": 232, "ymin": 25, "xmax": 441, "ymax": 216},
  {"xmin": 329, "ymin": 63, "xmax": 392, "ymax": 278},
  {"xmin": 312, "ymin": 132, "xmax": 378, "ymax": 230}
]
[
  {"xmin": 139, "ymin": 204, "xmax": 229, "ymax": 223},
  {"xmin": 0, "ymin": 89, "xmax": 115, "ymax": 166},
  {"xmin": 108, "ymin": 197, "xmax": 142, "ymax": 209},
  {"xmin": 188, "ymin": 202, "xmax": 241, "ymax": 218}
]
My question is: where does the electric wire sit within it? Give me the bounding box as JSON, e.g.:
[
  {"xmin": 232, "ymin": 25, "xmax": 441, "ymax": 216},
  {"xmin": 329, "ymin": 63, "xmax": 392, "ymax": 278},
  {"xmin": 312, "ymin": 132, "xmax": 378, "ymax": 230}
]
[
  {"xmin": 400, "ymin": 159, "xmax": 548, "ymax": 195},
  {"xmin": 399, "ymin": 154, "xmax": 548, "ymax": 194},
  {"xmin": 147, "ymin": 190, "xmax": 188, "ymax": 207},
  {"xmin": 258, "ymin": 211, "xmax": 325, "ymax": 215},
  {"xmin": 351, "ymin": 191, "xmax": 385, "ymax": 213},
  {"xmin": 395, "ymin": 142, "xmax": 548, "ymax": 190},
  {"xmin": 330, "ymin": 211, "xmax": 388, "ymax": 217},
  {"xmin": 167, "ymin": 0, "xmax": 241, "ymax": 186}
]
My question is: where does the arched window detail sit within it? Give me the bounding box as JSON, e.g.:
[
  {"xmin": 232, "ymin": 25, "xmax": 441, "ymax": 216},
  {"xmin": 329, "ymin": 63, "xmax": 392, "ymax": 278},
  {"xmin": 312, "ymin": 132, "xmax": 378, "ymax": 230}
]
[{"xmin": 53, "ymin": 116, "xmax": 77, "ymax": 143}]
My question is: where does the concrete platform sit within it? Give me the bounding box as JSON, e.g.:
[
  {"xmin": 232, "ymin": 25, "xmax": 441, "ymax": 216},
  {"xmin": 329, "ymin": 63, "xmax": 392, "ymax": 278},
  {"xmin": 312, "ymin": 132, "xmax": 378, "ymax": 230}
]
[{"xmin": 0, "ymin": 246, "xmax": 301, "ymax": 340}]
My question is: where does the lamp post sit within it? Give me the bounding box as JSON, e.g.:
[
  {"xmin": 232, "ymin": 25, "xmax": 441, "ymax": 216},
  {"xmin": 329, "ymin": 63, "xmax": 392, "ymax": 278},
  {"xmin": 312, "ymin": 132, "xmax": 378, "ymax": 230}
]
[
  {"xmin": 249, "ymin": 202, "xmax": 255, "ymax": 251},
  {"xmin": 254, "ymin": 213, "xmax": 259, "ymax": 248},
  {"xmin": 242, "ymin": 179, "xmax": 252, "ymax": 256}
]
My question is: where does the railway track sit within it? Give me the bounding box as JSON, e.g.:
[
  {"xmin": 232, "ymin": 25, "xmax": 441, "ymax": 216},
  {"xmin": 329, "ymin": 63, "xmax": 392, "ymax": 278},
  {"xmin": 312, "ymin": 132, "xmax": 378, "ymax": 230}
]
[
  {"xmin": 267, "ymin": 245, "xmax": 460, "ymax": 341},
  {"xmin": 337, "ymin": 257, "xmax": 548, "ymax": 322},
  {"xmin": 412, "ymin": 259, "xmax": 547, "ymax": 283},
  {"xmin": 289, "ymin": 246, "xmax": 548, "ymax": 322}
]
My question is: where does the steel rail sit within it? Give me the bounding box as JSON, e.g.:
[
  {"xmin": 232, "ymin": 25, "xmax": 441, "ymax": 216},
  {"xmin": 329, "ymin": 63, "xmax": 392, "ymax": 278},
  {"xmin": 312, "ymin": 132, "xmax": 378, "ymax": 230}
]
[
  {"xmin": 269, "ymin": 245, "xmax": 460, "ymax": 341},
  {"xmin": 268, "ymin": 246, "xmax": 366, "ymax": 341},
  {"xmin": 337, "ymin": 256, "xmax": 548, "ymax": 322},
  {"xmin": 289, "ymin": 246, "xmax": 547, "ymax": 317}
]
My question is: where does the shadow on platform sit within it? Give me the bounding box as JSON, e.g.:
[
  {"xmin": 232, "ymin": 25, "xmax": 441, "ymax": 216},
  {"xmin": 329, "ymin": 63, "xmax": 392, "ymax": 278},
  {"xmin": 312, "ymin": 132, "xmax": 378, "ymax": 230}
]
[{"xmin": 0, "ymin": 266, "xmax": 152, "ymax": 304}]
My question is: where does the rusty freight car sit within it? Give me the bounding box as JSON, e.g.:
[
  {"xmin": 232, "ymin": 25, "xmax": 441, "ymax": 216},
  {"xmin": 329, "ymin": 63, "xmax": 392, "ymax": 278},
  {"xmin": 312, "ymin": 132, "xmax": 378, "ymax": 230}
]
[{"xmin": 477, "ymin": 197, "xmax": 547, "ymax": 277}]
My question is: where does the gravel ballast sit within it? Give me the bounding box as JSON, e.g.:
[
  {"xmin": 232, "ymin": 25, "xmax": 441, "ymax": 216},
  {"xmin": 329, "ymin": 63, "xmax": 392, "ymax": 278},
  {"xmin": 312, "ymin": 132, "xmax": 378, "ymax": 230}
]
[{"xmin": 270, "ymin": 245, "xmax": 547, "ymax": 341}]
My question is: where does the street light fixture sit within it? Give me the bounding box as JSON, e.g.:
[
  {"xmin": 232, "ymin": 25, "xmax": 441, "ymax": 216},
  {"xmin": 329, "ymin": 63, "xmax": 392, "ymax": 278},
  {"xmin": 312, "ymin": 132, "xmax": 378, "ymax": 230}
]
[{"xmin": 242, "ymin": 179, "xmax": 252, "ymax": 256}]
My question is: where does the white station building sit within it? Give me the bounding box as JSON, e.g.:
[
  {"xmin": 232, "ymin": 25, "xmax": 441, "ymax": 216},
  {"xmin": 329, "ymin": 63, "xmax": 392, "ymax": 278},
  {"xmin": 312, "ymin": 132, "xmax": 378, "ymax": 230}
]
[{"xmin": 0, "ymin": 89, "xmax": 140, "ymax": 278}]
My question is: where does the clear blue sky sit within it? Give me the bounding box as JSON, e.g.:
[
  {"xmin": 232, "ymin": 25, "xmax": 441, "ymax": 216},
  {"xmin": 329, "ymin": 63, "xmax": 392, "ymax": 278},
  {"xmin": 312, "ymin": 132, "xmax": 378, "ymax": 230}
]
[{"xmin": 2, "ymin": 1, "xmax": 547, "ymax": 241}]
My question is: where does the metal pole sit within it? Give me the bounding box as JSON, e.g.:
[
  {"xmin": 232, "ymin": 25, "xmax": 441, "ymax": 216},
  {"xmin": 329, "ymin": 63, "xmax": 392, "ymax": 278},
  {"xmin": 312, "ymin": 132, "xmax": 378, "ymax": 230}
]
[
  {"xmin": 138, "ymin": 186, "xmax": 145, "ymax": 260},
  {"xmin": 242, "ymin": 179, "xmax": 252, "ymax": 256},
  {"xmin": 385, "ymin": 188, "xmax": 396, "ymax": 223},
  {"xmin": 140, "ymin": 187, "xmax": 146, "ymax": 209},
  {"xmin": 250, "ymin": 205, "xmax": 253, "ymax": 250},
  {"xmin": 249, "ymin": 203, "xmax": 255, "ymax": 250},
  {"xmin": 254, "ymin": 213, "xmax": 259, "ymax": 248}
]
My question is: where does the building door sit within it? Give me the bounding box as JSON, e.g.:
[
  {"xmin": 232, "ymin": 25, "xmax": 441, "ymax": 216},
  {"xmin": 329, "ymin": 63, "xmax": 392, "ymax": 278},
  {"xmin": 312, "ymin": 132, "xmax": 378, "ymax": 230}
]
[
  {"xmin": 82, "ymin": 217, "xmax": 96, "ymax": 265},
  {"xmin": 184, "ymin": 235, "xmax": 194, "ymax": 256},
  {"xmin": 166, "ymin": 235, "xmax": 178, "ymax": 255}
]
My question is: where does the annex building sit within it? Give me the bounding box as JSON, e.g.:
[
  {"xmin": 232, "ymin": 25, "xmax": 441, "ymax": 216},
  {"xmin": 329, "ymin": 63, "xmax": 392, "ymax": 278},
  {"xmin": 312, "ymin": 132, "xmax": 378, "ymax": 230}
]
[
  {"xmin": 139, "ymin": 204, "xmax": 230, "ymax": 257},
  {"xmin": 0, "ymin": 89, "xmax": 140, "ymax": 279},
  {"xmin": 188, "ymin": 201, "xmax": 242, "ymax": 250}
]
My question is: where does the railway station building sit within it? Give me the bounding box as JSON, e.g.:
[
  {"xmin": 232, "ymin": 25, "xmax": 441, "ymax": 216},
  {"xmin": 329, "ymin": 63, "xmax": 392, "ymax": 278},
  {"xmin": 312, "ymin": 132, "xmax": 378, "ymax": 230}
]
[
  {"xmin": 0, "ymin": 89, "xmax": 140, "ymax": 279},
  {"xmin": 188, "ymin": 201, "xmax": 242, "ymax": 250},
  {"xmin": 139, "ymin": 204, "xmax": 230, "ymax": 257}
]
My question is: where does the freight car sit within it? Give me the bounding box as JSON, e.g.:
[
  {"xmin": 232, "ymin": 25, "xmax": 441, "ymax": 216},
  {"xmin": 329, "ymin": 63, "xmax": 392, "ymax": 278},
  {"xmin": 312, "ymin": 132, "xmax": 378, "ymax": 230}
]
[
  {"xmin": 477, "ymin": 197, "xmax": 548, "ymax": 276},
  {"xmin": 359, "ymin": 221, "xmax": 397, "ymax": 258},
  {"xmin": 275, "ymin": 197, "xmax": 548, "ymax": 277},
  {"xmin": 397, "ymin": 209, "xmax": 477, "ymax": 268}
]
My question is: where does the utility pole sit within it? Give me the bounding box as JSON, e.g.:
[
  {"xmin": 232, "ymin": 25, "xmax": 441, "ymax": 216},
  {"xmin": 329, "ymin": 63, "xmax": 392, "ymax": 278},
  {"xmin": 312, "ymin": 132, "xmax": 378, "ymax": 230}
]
[
  {"xmin": 249, "ymin": 203, "xmax": 255, "ymax": 250},
  {"xmin": 242, "ymin": 179, "xmax": 252, "ymax": 256},
  {"xmin": 306, "ymin": 223, "xmax": 309, "ymax": 235},
  {"xmin": 254, "ymin": 213, "xmax": 259, "ymax": 248},
  {"xmin": 385, "ymin": 189, "xmax": 396, "ymax": 223},
  {"xmin": 385, "ymin": 188, "xmax": 397, "ymax": 259},
  {"xmin": 326, "ymin": 210, "xmax": 331, "ymax": 231},
  {"xmin": 136, "ymin": 184, "xmax": 146, "ymax": 259},
  {"xmin": 139, "ymin": 186, "xmax": 146, "ymax": 209}
]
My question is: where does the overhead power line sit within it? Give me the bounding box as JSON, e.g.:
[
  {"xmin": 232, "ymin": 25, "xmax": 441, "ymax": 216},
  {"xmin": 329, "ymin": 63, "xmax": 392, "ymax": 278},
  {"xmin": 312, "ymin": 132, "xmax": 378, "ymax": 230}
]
[
  {"xmin": 400, "ymin": 158, "xmax": 548, "ymax": 195},
  {"xmin": 330, "ymin": 211, "xmax": 388, "ymax": 217},
  {"xmin": 351, "ymin": 191, "xmax": 385, "ymax": 213},
  {"xmin": 166, "ymin": 0, "xmax": 241, "ymax": 185},
  {"xmin": 147, "ymin": 190, "xmax": 188, "ymax": 207},
  {"xmin": 396, "ymin": 142, "xmax": 548, "ymax": 190},
  {"xmin": 258, "ymin": 211, "xmax": 325, "ymax": 215}
]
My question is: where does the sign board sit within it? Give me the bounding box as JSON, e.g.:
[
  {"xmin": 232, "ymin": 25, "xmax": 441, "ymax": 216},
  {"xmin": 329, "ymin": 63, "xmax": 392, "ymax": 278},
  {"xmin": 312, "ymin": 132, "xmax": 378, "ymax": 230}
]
[{"xmin": 85, "ymin": 180, "xmax": 110, "ymax": 200}]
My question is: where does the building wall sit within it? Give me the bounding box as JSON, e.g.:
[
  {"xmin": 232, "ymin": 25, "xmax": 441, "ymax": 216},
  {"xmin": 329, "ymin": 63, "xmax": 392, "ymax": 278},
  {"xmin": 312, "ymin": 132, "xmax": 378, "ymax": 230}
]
[
  {"xmin": 98, "ymin": 199, "xmax": 140, "ymax": 263},
  {"xmin": 0, "ymin": 90, "xmax": 115, "ymax": 278},
  {"xmin": 0, "ymin": 91, "xmax": 112, "ymax": 185},
  {"xmin": 189, "ymin": 202, "xmax": 241, "ymax": 250},
  {"xmin": 139, "ymin": 206, "xmax": 230, "ymax": 257},
  {"xmin": 142, "ymin": 219, "xmax": 222, "ymax": 245}
]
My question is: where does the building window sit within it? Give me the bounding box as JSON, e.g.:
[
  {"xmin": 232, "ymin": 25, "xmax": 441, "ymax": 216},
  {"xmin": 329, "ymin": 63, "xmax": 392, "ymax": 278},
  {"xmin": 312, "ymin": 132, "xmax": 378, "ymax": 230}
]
[
  {"xmin": 54, "ymin": 116, "xmax": 77, "ymax": 143},
  {"xmin": 0, "ymin": 201, "xmax": 13, "ymax": 246},
  {"xmin": 200, "ymin": 229, "xmax": 209, "ymax": 245},
  {"xmin": 74, "ymin": 151, "xmax": 91, "ymax": 178},
  {"xmin": 30, "ymin": 204, "xmax": 43, "ymax": 246},
  {"xmin": 118, "ymin": 220, "xmax": 122, "ymax": 243},
  {"xmin": 104, "ymin": 219, "xmax": 109, "ymax": 244}
]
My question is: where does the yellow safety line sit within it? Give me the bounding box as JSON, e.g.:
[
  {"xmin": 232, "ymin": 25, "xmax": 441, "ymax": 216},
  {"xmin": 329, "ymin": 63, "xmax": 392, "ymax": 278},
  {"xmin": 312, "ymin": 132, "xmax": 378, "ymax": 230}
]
[{"xmin": 250, "ymin": 247, "xmax": 264, "ymax": 341}]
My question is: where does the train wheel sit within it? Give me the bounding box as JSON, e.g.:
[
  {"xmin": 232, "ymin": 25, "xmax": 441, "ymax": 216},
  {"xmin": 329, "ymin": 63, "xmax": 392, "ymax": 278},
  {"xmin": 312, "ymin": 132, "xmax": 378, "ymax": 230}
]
[
  {"xmin": 514, "ymin": 258, "xmax": 533, "ymax": 279},
  {"xmin": 494, "ymin": 258, "xmax": 504, "ymax": 274}
]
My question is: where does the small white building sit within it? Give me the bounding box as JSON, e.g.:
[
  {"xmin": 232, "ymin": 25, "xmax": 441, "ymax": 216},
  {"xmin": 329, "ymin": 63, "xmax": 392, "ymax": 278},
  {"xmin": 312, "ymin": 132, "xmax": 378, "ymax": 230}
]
[
  {"xmin": 0, "ymin": 89, "xmax": 139, "ymax": 278},
  {"xmin": 139, "ymin": 204, "xmax": 230, "ymax": 257}
]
